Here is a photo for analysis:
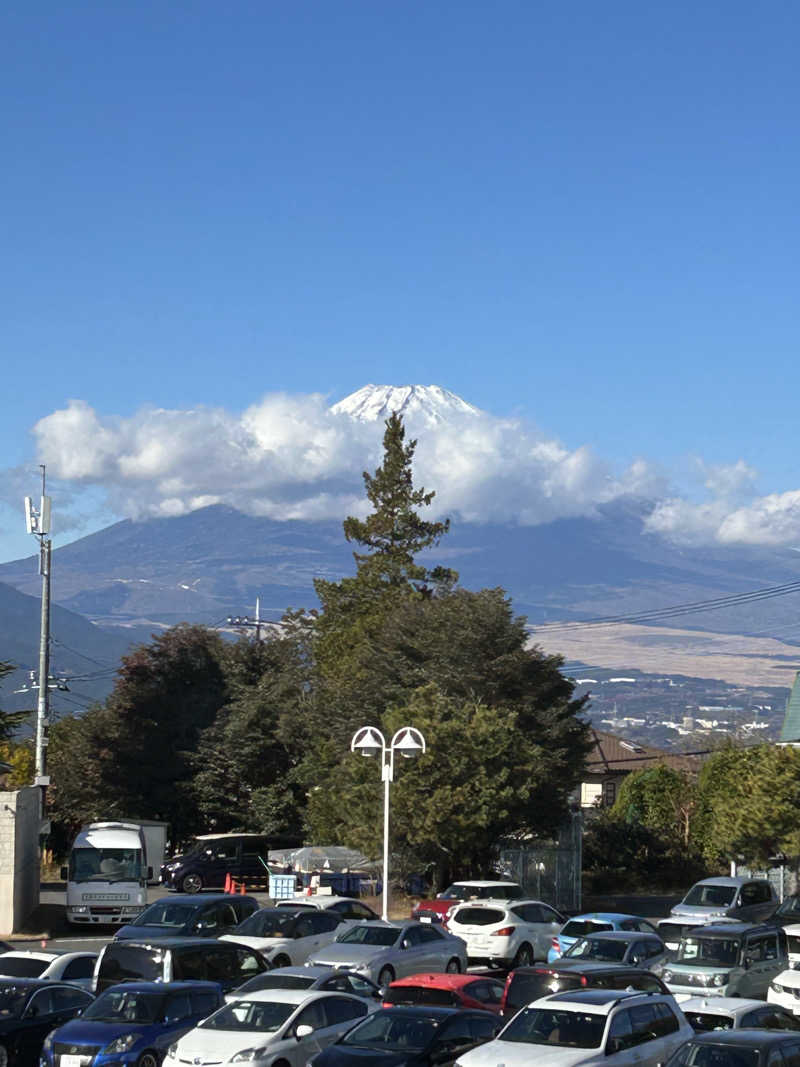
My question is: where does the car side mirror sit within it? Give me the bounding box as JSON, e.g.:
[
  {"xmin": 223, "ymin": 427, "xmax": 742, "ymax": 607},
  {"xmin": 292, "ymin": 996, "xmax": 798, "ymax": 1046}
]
[
  {"xmin": 295, "ymin": 1024, "xmax": 313, "ymax": 1040},
  {"xmin": 60, "ymin": 865, "xmax": 68, "ymax": 880},
  {"xmin": 401, "ymin": 939, "xmax": 411, "ymax": 950},
  {"xmin": 435, "ymin": 893, "xmax": 443, "ymax": 899}
]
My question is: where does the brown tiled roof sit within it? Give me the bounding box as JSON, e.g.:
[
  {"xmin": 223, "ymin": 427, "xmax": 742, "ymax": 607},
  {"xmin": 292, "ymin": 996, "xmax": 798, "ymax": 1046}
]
[{"xmin": 585, "ymin": 729, "xmax": 702, "ymax": 774}]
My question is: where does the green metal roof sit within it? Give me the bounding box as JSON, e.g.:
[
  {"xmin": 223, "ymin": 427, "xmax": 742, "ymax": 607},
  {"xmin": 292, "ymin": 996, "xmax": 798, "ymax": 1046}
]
[{"xmin": 780, "ymin": 671, "xmax": 800, "ymax": 743}]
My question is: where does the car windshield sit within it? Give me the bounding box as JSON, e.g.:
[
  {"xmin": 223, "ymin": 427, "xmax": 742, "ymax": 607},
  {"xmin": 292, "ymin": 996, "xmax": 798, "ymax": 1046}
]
[
  {"xmin": 666, "ymin": 1042, "xmax": 760, "ymax": 1067},
  {"xmin": 0, "ymin": 986, "xmax": 33, "ymax": 1018},
  {"xmin": 441, "ymin": 885, "xmax": 474, "ymax": 900},
  {"xmin": 200, "ymin": 999, "xmax": 295, "ymax": 1032},
  {"xmin": 235, "ymin": 911, "xmax": 296, "ymax": 938},
  {"xmin": 684, "ymin": 1012, "xmax": 734, "ymax": 1032},
  {"xmin": 83, "ymin": 990, "xmax": 165, "ymax": 1023},
  {"xmin": 0, "ymin": 957, "xmax": 49, "ymax": 978},
  {"xmin": 338, "ymin": 926, "xmax": 398, "ymax": 947},
  {"xmin": 677, "ymin": 937, "xmax": 740, "ymax": 967},
  {"xmin": 682, "ymin": 885, "xmax": 737, "ymax": 908},
  {"xmin": 562, "ymin": 920, "xmax": 614, "ymax": 938},
  {"xmin": 131, "ymin": 902, "xmax": 198, "ymax": 928},
  {"xmin": 565, "ymin": 938, "xmax": 629, "ymax": 962},
  {"xmin": 501, "ymin": 1007, "xmax": 605, "ymax": 1048},
  {"xmin": 341, "ymin": 1011, "xmax": 439, "ymax": 1051},
  {"xmin": 69, "ymin": 848, "xmax": 143, "ymax": 883}
]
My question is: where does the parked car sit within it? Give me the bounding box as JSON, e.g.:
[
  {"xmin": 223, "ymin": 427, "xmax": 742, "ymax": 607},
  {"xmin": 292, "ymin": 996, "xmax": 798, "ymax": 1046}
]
[
  {"xmin": 658, "ymin": 918, "xmax": 716, "ymax": 953},
  {"xmin": 664, "ymin": 1028, "xmax": 800, "ymax": 1067},
  {"xmin": 767, "ymin": 965, "xmax": 800, "ymax": 1015},
  {"xmin": 307, "ymin": 921, "xmax": 468, "ymax": 987},
  {"xmin": 40, "ymin": 981, "xmax": 223, "ymax": 1067},
  {"xmin": 275, "ymin": 896, "xmax": 381, "ymax": 922},
  {"xmin": 163, "ymin": 988, "xmax": 375, "ymax": 1067},
  {"xmin": 0, "ymin": 951, "xmax": 97, "ymax": 990},
  {"xmin": 548, "ymin": 914, "xmax": 658, "ymax": 962},
  {"xmin": 411, "ymin": 882, "xmax": 524, "ymax": 925},
  {"xmin": 225, "ymin": 966, "xmax": 382, "ymax": 1004},
  {"xmin": 680, "ymin": 996, "xmax": 800, "ymax": 1032},
  {"xmin": 447, "ymin": 899, "xmax": 565, "ymax": 968},
  {"xmin": 767, "ymin": 894, "xmax": 800, "ymax": 929},
  {"xmin": 0, "ymin": 979, "xmax": 93, "ymax": 1067},
  {"xmin": 160, "ymin": 832, "xmax": 272, "ymax": 893},
  {"xmin": 454, "ymin": 987, "xmax": 694, "ymax": 1067},
  {"xmin": 662, "ymin": 923, "xmax": 787, "ymax": 999},
  {"xmin": 309, "ymin": 1005, "xmax": 503, "ymax": 1066},
  {"xmin": 114, "ymin": 893, "xmax": 259, "ymax": 940},
  {"xmin": 670, "ymin": 877, "xmax": 778, "ymax": 925},
  {"xmin": 384, "ymin": 973, "xmax": 505, "ymax": 1013},
  {"xmin": 94, "ymin": 937, "xmax": 268, "ymax": 995},
  {"xmin": 562, "ymin": 931, "xmax": 668, "ymax": 971},
  {"xmin": 780, "ymin": 923, "xmax": 800, "ymax": 969},
  {"xmin": 500, "ymin": 963, "xmax": 671, "ymax": 1019},
  {"xmin": 221, "ymin": 906, "xmax": 343, "ymax": 967}
]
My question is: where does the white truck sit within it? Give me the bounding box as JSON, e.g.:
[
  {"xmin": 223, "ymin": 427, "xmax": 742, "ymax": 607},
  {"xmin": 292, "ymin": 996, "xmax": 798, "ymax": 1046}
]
[{"xmin": 61, "ymin": 820, "xmax": 167, "ymax": 926}]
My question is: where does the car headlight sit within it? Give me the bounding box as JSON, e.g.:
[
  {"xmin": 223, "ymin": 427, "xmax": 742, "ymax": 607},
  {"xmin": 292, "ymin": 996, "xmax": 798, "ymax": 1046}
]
[
  {"xmin": 166, "ymin": 1043, "xmax": 179, "ymax": 1060},
  {"xmin": 230, "ymin": 1048, "xmax": 270, "ymax": 1062},
  {"xmin": 70, "ymin": 905, "xmax": 89, "ymax": 914},
  {"xmin": 663, "ymin": 969, "xmax": 673, "ymax": 982},
  {"xmin": 771, "ymin": 982, "xmax": 782, "ymax": 993},
  {"xmin": 702, "ymin": 973, "xmax": 727, "ymax": 987},
  {"xmin": 104, "ymin": 1033, "xmax": 142, "ymax": 1054}
]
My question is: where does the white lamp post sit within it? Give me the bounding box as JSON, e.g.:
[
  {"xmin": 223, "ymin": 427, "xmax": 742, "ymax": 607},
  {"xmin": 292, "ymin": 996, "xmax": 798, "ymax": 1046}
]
[{"xmin": 351, "ymin": 725, "xmax": 426, "ymax": 921}]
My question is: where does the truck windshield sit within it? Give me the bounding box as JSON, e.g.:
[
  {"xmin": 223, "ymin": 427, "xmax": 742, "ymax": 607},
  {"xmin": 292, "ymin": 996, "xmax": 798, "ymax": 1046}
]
[{"xmin": 69, "ymin": 848, "xmax": 143, "ymax": 883}]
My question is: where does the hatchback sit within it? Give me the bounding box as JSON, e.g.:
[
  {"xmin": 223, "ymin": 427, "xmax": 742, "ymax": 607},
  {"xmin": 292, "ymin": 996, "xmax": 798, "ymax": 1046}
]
[
  {"xmin": 384, "ymin": 974, "xmax": 506, "ymax": 1013},
  {"xmin": 548, "ymin": 914, "xmax": 658, "ymax": 962},
  {"xmin": 275, "ymin": 897, "xmax": 381, "ymax": 923},
  {"xmin": 0, "ymin": 979, "xmax": 93, "ymax": 1067},
  {"xmin": 680, "ymin": 996, "xmax": 800, "ymax": 1033},
  {"xmin": 114, "ymin": 894, "xmax": 258, "ymax": 941},
  {"xmin": 663, "ymin": 923, "xmax": 787, "ymax": 999},
  {"xmin": 562, "ymin": 931, "xmax": 668, "ymax": 972},
  {"xmin": 225, "ymin": 966, "xmax": 382, "ymax": 1004},
  {"xmin": 448, "ymin": 900, "xmax": 565, "ymax": 968},
  {"xmin": 500, "ymin": 963, "xmax": 670, "ymax": 1019},
  {"xmin": 664, "ymin": 1028, "xmax": 800, "ymax": 1067},
  {"xmin": 94, "ymin": 937, "xmax": 267, "ymax": 995},
  {"xmin": 0, "ymin": 952, "xmax": 97, "ymax": 991},
  {"xmin": 221, "ymin": 906, "xmax": 343, "ymax": 967},
  {"xmin": 40, "ymin": 981, "xmax": 223, "ymax": 1067},
  {"xmin": 454, "ymin": 987, "xmax": 694, "ymax": 1067}
]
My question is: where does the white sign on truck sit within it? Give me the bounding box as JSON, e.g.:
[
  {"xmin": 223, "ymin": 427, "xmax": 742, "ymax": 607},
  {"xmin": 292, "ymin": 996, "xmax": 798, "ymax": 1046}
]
[{"xmin": 62, "ymin": 820, "xmax": 160, "ymax": 925}]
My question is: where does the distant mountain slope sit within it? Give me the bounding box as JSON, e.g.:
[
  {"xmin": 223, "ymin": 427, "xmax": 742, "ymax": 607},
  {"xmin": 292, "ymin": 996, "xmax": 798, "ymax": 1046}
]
[
  {"xmin": 2, "ymin": 502, "xmax": 800, "ymax": 640},
  {"xmin": 331, "ymin": 384, "xmax": 481, "ymax": 423}
]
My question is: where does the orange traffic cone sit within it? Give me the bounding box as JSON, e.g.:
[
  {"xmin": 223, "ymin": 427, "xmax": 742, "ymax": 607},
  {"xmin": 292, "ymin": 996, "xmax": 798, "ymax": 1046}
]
[
  {"xmin": 224, "ymin": 873, "xmax": 231, "ymax": 894},
  {"xmin": 239, "ymin": 882, "xmax": 245, "ymax": 895}
]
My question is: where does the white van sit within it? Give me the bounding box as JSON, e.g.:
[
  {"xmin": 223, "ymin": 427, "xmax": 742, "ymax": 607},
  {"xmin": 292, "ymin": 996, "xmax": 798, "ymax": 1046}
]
[{"xmin": 62, "ymin": 821, "xmax": 150, "ymax": 925}]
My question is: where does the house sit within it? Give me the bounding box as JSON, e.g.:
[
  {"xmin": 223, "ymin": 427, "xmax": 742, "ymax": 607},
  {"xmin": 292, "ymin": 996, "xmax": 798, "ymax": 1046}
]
[{"xmin": 579, "ymin": 729, "xmax": 702, "ymax": 810}]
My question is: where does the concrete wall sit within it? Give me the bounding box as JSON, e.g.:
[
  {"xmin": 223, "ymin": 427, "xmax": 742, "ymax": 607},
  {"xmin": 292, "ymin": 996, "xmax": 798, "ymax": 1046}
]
[{"xmin": 0, "ymin": 787, "xmax": 41, "ymax": 933}]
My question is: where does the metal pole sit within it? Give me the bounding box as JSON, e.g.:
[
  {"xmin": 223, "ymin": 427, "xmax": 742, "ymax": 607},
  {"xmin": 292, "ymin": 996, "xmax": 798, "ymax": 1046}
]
[
  {"xmin": 35, "ymin": 537, "xmax": 51, "ymax": 782},
  {"xmin": 382, "ymin": 755, "xmax": 391, "ymax": 922}
]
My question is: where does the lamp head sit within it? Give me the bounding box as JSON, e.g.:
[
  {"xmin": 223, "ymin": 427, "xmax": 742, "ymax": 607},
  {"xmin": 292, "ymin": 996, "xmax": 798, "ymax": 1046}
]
[
  {"xmin": 351, "ymin": 726, "xmax": 384, "ymax": 759},
  {"xmin": 393, "ymin": 728, "xmax": 426, "ymax": 759}
]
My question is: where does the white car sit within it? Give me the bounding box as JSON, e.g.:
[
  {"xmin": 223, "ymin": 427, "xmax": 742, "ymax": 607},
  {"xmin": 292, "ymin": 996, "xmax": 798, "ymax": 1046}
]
[
  {"xmin": 454, "ymin": 988, "xmax": 694, "ymax": 1067},
  {"xmin": 447, "ymin": 899, "xmax": 565, "ymax": 968},
  {"xmin": 768, "ymin": 967, "xmax": 800, "ymax": 1015},
  {"xmin": 275, "ymin": 896, "xmax": 381, "ymax": 922},
  {"xmin": 307, "ymin": 920, "xmax": 468, "ymax": 987},
  {"xmin": 680, "ymin": 995, "xmax": 800, "ymax": 1032},
  {"xmin": 0, "ymin": 951, "xmax": 98, "ymax": 990},
  {"xmin": 163, "ymin": 988, "xmax": 375, "ymax": 1067},
  {"xmin": 221, "ymin": 907, "xmax": 344, "ymax": 967}
]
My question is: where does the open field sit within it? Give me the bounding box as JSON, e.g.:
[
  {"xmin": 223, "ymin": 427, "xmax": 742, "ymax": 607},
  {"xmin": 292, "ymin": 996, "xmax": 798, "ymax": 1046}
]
[{"xmin": 532, "ymin": 622, "xmax": 800, "ymax": 687}]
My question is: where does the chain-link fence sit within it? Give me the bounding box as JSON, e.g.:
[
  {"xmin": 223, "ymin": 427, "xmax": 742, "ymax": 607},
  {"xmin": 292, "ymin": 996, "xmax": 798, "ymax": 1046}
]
[{"xmin": 500, "ymin": 810, "xmax": 583, "ymax": 912}]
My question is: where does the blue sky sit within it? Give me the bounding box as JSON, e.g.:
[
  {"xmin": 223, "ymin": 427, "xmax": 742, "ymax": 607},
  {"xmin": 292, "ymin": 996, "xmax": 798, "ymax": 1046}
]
[{"xmin": 2, "ymin": 1, "xmax": 799, "ymax": 562}]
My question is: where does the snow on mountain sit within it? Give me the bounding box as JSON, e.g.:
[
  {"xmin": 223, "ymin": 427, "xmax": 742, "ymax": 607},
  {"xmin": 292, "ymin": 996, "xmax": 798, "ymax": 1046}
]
[{"xmin": 331, "ymin": 384, "xmax": 482, "ymax": 425}]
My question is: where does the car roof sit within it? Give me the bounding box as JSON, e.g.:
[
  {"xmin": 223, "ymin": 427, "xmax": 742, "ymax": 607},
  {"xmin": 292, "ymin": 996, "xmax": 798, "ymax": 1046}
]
[
  {"xmin": 100, "ymin": 980, "xmax": 221, "ymax": 993},
  {"xmin": 693, "ymin": 877, "xmax": 766, "ymax": 888},
  {"xmin": 0, "ymin": 977, "xmax": 66, "ymax": 990},
  {"xmin": 680, "ymin": 997, "xmax": 765, "ymax": 1014},
  {"xmin": 565, "ymin": 913, "xmax": 642, "ymax": 922},
  {"xmin": 687, "ymin": 1030, "xmax": 798, "ymax": 1047},
  {"xmin": 380, "ymin": 1004, "xmax": 478, "ymax": 1018},
  {"xmin": 542, "ymin": 989, "xmax": 663, "ymax": 1011},
  {"xmin": 156, "ymin": 893, "xmax": 257, "ymax": 905},
  {"xmin": 106, "ymin": 937, "xmax": 248, "ymax": 949},
  {"xmin": 690, "ymin": 923, "xmax": 776, "ymax": 938},
  {"xmin": 573, "ymin": 931, "xmax": 662, "ymax": 943},
  {"xmin": 390, "ymin": 973, "xmax": 501, "ymax": 991},
  {"xmin": 0, "ymin": 951, "xmax": 60, "ymax": 962},
  {"xmin": 275, "ymin": 896, "xmax": 366, "ymax": 907},
  {"xmin": 782, "ymin": 924, "xmax": 800, "ymax": 935},
  {"xmin": 512, "ymin": 962, "xmax": 650, "ymax": 976},
  {"xmin": 232, "ymin": 988, "xmax": 351, "ymax": 1005}
]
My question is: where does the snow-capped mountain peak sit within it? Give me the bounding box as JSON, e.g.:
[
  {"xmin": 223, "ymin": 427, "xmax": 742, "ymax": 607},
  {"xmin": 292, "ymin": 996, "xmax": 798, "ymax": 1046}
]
[{"xmin": 331, "ymin": 384, "xmax": 481, "ymax": 425}]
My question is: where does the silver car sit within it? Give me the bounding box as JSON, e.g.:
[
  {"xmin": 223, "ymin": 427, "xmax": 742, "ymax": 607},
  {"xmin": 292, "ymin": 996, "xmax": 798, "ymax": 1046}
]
[{"xmin": 306, "ymin": 920, "xmax": 468, "ymax": 987}]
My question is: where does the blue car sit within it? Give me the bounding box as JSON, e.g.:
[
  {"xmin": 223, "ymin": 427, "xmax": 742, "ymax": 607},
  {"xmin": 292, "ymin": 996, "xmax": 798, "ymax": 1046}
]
[
  {"xmin": 547, "ymin": 912, "xmax": 658, "ymax": 962},
  {"xmin": 40, "ymin": 981, "xmax": 223, "ymax": 1067}
]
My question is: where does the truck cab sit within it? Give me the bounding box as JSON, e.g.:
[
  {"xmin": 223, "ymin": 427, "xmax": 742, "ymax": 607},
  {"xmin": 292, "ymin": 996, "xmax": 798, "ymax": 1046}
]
[{"xmin": 63, "ymin": 821, "xmax": 150, "ymax": 925}]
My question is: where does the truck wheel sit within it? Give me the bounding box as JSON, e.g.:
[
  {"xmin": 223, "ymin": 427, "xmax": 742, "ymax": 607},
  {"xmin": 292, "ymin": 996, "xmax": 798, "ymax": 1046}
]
[{"xmin": 180, "ymin": 873, "xmax": 203, "ymax": 893}]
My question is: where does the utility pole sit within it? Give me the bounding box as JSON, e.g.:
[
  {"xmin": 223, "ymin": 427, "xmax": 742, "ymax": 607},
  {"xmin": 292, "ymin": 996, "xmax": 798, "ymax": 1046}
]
[
  {"xmin": 24, "ymin": 466, "xmax": 52, "ymax": 791},
  {"xmin": 227, "ymin": 596, "xmax": 263, "ymax": 641}
]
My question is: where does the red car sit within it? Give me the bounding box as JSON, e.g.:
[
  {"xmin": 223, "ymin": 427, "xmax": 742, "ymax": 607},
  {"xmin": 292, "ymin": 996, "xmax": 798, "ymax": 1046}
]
[
  {"xmin": 411, "ymin": 880, "xmax": 524, "ymax": 927},
  {"xmin": 383, "ymin": 972, "xmax": 505, "ymax": 1014}
]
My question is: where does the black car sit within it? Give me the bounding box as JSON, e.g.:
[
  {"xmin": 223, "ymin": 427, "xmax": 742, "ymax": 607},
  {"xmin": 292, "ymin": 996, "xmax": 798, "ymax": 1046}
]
[
  {"xmin": 94, "ymin": 937, "xmax": 267, "ymax": 995},
  {"xmin": 309, "ymin": 1005, "xmax": 502, "ymax": 1066},
  {"xmin": 160, "ymin": 833, "xmax": 272, "ymax": 893},
  {"xmin": 0, "ymin": 979, "xmax": 93, "ymax": 1067},
  {"xmin": 114, "ymin": 893, "xmax": 259, "ymax": 940},
  {"xmin": 665, "ymin": 1028, "xmax": 800, "ymax": 1067},
  {"xmin": 501, "ymin": 961, "xmax": 671, "ymax": 1017},
  {"xmin": 769, "ymin": 894, "xmax": 800, "ymax": 928}
]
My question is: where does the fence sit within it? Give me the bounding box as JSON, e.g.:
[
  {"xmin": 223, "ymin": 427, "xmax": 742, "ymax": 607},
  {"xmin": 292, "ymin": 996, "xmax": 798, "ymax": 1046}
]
[{"xmin": 500, "ymin": 810, "xmax": 583, "ymax": 913}]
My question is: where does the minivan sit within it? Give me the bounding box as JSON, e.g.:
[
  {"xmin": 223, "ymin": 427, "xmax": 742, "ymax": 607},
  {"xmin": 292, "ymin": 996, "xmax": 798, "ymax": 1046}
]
[
  {"xmin": 94, "ymin": 937, "xmax": 268, "ymax": 994},
  {"xmin": 670, "ymin": 877, "xmax": 777, "ymax": 924},
  {"xmin": 662, "ymin": 923, "xmax": 788, "ymax": 999},
  {"xmin": 160, "ymin": 833, "xmax": 272, "ymax": 893}
]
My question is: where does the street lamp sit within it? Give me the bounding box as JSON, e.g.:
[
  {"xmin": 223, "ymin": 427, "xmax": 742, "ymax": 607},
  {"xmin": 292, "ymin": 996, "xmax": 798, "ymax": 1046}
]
[{"xmin": 351, "ymin": 725, "xmax": 426, "ymax": 921}]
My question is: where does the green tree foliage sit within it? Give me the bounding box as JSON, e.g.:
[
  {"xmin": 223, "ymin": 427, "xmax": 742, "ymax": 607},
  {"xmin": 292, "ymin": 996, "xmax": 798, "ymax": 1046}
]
[
  {"xmin": 699, "ymin": 743, "xmax": 800, "ymax": 866},
  {"xmin": 613, "ymin": 765, "xmax": 708, "ymax": 854}
]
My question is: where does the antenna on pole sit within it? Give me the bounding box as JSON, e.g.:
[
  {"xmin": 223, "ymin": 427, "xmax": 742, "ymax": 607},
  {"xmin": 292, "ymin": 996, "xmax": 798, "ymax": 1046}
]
[{"xmin": 24, "ymin": 465, "xmax": 52, "ymax": 794}]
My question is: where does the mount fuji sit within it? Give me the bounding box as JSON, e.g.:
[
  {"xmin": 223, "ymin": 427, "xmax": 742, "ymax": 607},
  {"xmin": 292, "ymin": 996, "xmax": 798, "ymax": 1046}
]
[{"xmin": 331, "ymin": 384, "xmax": 481, "ymax": 424}]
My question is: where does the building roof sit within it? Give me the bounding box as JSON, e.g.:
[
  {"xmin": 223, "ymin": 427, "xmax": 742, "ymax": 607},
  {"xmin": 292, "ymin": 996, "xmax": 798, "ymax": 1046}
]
[
  {"xmin": 585, "ymin": 730, "xmax": 701, "ymax": 775},
  {"xmin": 780, "ymin": 672, "xmax": 800, "ymax": 743}
]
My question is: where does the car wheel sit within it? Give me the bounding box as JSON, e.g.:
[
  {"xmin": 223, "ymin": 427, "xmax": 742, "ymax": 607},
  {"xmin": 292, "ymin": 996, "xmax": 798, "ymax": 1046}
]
[
  {"xmin": 0, "ymin": 1042, "xmax": 7, "ymax": 1067},
  {"xmin": 378, "ymin": 966, "xmax": 395, "ymax": 987},
  {"xmin": 137, "ymin": 1052, "xmax": 159, "ymax": 1067},
  {"xmin": 272, "ymin": 954, "xmax": 291, "ymax": 969},
  {"xmin": 180, "ymin": 873, "xmax": 203, "ymax": 894},
  {"xmin": 513, "ymin": 943, "xmax": 533, "ymax": 968},
  {"xmin": 445, "ymin": 957, "xmax": 461, "ymax": 973}
]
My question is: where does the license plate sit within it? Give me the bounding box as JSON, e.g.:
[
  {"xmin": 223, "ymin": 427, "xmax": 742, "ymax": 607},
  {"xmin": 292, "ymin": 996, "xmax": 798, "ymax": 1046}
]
[
  {"xmin": 420, "ymin": 916, "xmax": 431, "ymax": 923},
  {"xmin": 61, "ymin": 1056, "xmax": 83, "ymax": 1067}
]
